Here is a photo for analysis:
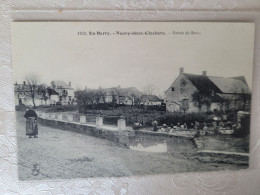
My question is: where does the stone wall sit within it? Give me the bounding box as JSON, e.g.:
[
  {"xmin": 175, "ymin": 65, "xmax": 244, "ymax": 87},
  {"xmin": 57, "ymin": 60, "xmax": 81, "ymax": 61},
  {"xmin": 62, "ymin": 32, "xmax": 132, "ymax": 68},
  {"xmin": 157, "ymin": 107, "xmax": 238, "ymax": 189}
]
[{"xmin": 36, "ymin": 111, "xmax": 135, "ymax": 146}]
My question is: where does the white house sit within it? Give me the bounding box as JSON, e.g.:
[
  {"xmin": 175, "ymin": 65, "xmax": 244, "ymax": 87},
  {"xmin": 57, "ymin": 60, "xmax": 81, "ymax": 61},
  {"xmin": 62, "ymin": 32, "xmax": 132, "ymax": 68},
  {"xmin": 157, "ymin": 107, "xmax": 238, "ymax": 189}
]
[
  {"xmin": 141, "ymin": 95, "xmax": 162, "ymax": 106},
  {"xmin": 51, "ymin": 80, "xmax": 76, "ymax": 105},
  {"xmin": 14, "ymin": 80, "xmax": 74, "ymax": 107},
  {"xmin": 14, "ymin": 82, "xmax": 47, "ymax": 106}
]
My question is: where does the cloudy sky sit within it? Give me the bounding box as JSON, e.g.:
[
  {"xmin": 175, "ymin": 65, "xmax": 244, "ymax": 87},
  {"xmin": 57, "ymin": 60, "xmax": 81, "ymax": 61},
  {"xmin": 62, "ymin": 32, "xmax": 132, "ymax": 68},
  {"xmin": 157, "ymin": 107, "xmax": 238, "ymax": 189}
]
[{"xmin": 12, "ymin": 22, "xmax": 254, "ymax": 95}]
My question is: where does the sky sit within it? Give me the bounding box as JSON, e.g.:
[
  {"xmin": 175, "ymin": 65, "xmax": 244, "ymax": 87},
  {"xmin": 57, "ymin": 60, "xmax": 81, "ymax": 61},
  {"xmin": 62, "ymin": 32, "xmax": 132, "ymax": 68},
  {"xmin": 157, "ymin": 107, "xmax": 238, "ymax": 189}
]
[{"xmin": 12, "ymin": 22, "xmax": 254, "ymax": 95}]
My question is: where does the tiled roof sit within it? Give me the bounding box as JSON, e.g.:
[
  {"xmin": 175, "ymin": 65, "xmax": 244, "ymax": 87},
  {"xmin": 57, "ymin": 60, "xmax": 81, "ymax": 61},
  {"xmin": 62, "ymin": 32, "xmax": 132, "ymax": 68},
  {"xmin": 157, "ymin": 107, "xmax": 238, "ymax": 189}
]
[
  {"xmin": 47, "ymin": 87, "xmax": 59, "ymax": 95},
  {"xmin": 116, "ymin": 87, "xmax": 142, "ymax": 97},
  {"xmin": 88, "ymin": 87, "xmax": 142, "ymax": 97},
  {"xmin": 208, "ymin": 76, "xmax": 250, "ymax": 94},
  {"xmin": 183, "ymin": 74, "xmax": 222, "ymax": 94},
  {"xmin": 142, "ymin": 95, "xmax": 161, "ymax": 102},
  {"xmin": 52, "ymin": 80, "xmax": 73, "ymax": 89},
  {"xmin": 183, "ymin": 73, "xmax": 250, "ymax": 95}
]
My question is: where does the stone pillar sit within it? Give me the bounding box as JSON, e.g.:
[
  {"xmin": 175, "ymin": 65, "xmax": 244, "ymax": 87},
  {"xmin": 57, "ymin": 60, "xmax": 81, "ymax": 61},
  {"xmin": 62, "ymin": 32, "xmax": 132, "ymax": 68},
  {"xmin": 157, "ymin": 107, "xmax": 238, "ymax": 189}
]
[
  {"xmin": 118, "ymin": 118, "xmax": 126, "ymax": 130},
  {"xmin": 96, "ymin": 116, "xmax": 103, "ymax": 127},
  {"xmin": 41, "ymin": 112, "xmax": 45, "ymax": 118},
  {"xmin": 55, "ymin": 113, "xmax": 59, "ymax": 119},
  {"xmin": 51, "ymin": 113, "xmax": 56, "ymax": 119},
  {"xmin": 57, "ymin": 113, "xmax": 63, "ymax": 121},
  {"xmin": 45, "ymin": 113, "xmax": 50, "ymax": 119},
  {"xmin": 67, "ymin": 114, "xmax": 73, "ymax": 122},
  {"xmin": 80, "ymin": 115, "xmax": 87, "ymax": 124}
]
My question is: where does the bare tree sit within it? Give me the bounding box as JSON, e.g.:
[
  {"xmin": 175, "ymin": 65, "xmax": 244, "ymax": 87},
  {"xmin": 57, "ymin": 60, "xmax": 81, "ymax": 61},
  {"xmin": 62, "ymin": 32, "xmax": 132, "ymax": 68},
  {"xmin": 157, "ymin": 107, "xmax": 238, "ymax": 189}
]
[
  {"xmin": 25, "ymin": 73, "xmax": 40, "ymax": 108},
  {"xmin": 192, "ymin": 91, "xmax": 211, "ymax": 112},
  {"xmin": 142, "ymin": 84, "xmax": 165, "ymax": 101},
  {"xmin": 37, "ymin": 84, "xmax": 48, "ymax": 106},
  {"xmin": 127, "ymin": 93, "xmax": 139, "ymax": 107},
  {"xmin": 142, "ymin": 84, "xmax": 156, "ymax": 95},
  {"xmin": 75, "ymin": 89, "xmax": 97, "ymax": 111},
  {"xmin": 157, "ymin": 90, "xmax": 166, "ymax": 100},
  {"xmin": 172, "ymin": 99, "xmax": 189, "ymax": 113},
  {"xmin": 99, "ymin": 88, "xmax": 107, "ymax": 104}
]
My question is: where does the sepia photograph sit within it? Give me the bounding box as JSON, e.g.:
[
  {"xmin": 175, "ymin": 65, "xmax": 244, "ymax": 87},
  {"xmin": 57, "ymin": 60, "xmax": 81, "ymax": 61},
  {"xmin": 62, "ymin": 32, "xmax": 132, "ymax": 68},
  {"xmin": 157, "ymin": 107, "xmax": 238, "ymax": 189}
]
[{"xmin": 11, "ymin": 22, "xmax": 254, "ymax": 180}]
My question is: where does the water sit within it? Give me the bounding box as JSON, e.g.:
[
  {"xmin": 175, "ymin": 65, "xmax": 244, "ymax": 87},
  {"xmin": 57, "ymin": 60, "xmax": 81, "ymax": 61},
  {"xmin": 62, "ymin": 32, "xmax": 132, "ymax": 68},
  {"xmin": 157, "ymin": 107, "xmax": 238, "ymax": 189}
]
[{"xmin": 127, "ymin": 135, "xmax": 195, "ymax": 153}]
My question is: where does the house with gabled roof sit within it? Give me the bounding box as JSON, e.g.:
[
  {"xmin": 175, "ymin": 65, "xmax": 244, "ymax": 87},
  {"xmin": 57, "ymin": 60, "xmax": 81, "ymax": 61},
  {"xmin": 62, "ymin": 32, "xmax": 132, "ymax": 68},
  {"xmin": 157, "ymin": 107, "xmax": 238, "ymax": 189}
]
[
  {"xmin": 85, "ymin": 86, "xmax": 142, "ymax": 106},
  {"xmin": 51, "ymin": 80, "xmax": 75, "ymax": 105},
  {"xmin": 14, "ymin": 81, "xmax": 60, "ymax": 106},
  {"xmin": 141, "ymin": 95, "xmax": 162, "ymax": 106},
  {"xmin": 165, "ymin": 68, "xmax": 251, "ymax": 113},
  {"xmin": 115, "ymin": 87, "xmax": 142, "ymax": 105}
]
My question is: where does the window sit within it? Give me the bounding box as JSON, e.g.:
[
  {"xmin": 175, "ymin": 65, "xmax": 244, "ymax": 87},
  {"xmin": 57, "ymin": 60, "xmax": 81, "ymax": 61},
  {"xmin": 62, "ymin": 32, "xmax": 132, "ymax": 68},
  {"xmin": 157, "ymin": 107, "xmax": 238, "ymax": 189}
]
[
  {"xmin": 171, "ymin": 87, "xmax": 175, "ymax": 91},
  {"xmin": 62, "ymin": 90, "xmax": 68, "ymax": 96}
]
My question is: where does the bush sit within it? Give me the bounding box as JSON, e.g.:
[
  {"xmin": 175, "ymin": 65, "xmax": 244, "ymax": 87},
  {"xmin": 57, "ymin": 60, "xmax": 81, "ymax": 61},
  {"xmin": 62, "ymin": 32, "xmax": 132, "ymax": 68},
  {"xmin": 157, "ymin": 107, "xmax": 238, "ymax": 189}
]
[
  {"xmin": 41, "ymin": 105, "xmax": 78, "ymax": 113},
  {"xmin": 226, "ymin": 111, "xmax": 237, "ymax": 122},
  {"xmin": 234, "ymin": 115, "xmax": 250, "ymax": 137},
  {"xmin": 103, "ymin": 116, "xmax": 119, "ymax": 126},
  {"xmin": 154, "ymin": 112, "xmax": 209, "ymax": 127},
  {"xmin": 76, "ymin": 106, "xmax": 224, "ymax": 128}
]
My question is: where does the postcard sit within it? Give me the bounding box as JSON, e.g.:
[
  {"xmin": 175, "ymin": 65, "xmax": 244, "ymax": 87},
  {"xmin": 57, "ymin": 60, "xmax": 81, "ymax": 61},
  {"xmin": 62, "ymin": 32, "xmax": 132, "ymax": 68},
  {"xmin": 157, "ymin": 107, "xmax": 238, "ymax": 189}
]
[{"xmin": 11, "ymin": 22, "xmax": 254, "ymax": 180}]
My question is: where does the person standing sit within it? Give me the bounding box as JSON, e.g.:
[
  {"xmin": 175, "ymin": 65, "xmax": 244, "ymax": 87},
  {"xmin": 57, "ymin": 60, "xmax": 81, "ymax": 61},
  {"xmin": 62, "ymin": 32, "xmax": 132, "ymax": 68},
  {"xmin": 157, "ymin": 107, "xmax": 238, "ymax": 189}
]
[
  {"xmin": 152, "ymin": 120, "xmax": 158, "ymax": 131},
  {"xmin": 24, "ymin": 105, "xmax": 38, "ymax": 138}
]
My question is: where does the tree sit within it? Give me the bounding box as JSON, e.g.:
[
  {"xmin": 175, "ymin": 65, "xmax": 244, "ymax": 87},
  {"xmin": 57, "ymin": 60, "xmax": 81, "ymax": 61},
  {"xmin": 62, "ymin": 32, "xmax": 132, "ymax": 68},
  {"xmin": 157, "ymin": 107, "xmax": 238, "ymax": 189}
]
[
  {"xmin": 142, "ymin": 84, "xmax": 165, "ymax": 100},
  {"xmin": 75, "ymin": 89, "xmax": 97, "ymax": 111},
  {"xmin": 126, "ymin": 92, "xmax": 140, "ymax": 107},
  {"xmin": 192, "ymin": 91, "xmax": 212, "ymax": 112},
  {"xmin": 25, "ymin": 73, "xmax": 40, "ymax": 108},
  {"xmin": 142, "ymin": 84, "xmax": 156, "ymax": 95},
  {"xmin": 93, "ymin": 89, "xmax": 102, "ymax": 105},
  {"xmin": 171, "ymin": 99, "xmax": 189, "ymax": 113},
  {"xmin": 37, "ymin": 84, "xmax": 48, "ymax": 106},
  {"xmin": 98, "ymin": 88, "xmax": 107, "ymax": 104},
  {"xmin": 157, "ymin": 90, "xmax": 166, "ymax": 100}
]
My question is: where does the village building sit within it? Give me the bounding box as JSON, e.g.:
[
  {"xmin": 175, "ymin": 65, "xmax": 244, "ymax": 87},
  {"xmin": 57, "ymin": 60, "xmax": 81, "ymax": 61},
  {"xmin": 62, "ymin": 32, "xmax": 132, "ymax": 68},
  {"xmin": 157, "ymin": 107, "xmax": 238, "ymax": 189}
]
[
  {"xmin": 14, "ymin": 80, "xmax": 75, "ymax": 107},
  {"xmin": 14, "ymin": 82, "xmax": 42, "ymax": 106},
  {"xmin": 51, "ymin": 81, "xmax": 75, "ymax": 105},
  {"xmin": 47, "ymin": 88, "xmax": 59, "ymax": 105},
  {"xmin": 165, "ymin": 68, "xmax": 251, "ymax": 113},
  {"xmin": 115, "ymin": 87, "xmax": 142, "ymax": 105},
  {"xmin": 140, "ymin": 95, "xmax": 162, "ymax": 106},
  {"xmin": 14, "ymin": 81, "xmax": 59, "ymax": 106},
  {"xmin": 84, "ymin": 86, "xmax": 142, "ymax": 106}
]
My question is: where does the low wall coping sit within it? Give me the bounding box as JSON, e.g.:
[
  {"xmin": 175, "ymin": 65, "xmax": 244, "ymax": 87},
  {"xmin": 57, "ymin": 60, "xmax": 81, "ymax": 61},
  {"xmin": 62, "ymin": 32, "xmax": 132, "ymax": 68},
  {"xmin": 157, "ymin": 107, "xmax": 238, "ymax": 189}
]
[{"xmin": 38, "ymin": 115, "xmax": 133, "ymax": 133}]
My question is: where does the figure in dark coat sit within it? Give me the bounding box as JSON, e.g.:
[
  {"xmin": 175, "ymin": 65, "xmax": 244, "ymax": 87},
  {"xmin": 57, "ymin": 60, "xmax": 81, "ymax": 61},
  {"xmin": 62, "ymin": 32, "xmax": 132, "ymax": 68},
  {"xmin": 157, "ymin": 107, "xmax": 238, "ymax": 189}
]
[{"xmin": 24, "ymin": 105, "xmax": 38, "ymax": 138}]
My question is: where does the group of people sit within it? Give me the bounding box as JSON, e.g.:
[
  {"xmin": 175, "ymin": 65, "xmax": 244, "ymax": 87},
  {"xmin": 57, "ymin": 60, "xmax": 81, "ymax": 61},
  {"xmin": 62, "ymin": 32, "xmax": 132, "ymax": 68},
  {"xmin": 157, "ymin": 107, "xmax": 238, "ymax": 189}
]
[
  {"xmin": 151, "ymin": 119, "xmax": 230, "ymax": 132},
  {"xmin": 24, "ymin": 105, "xmax": 38, "ymax": 138}
]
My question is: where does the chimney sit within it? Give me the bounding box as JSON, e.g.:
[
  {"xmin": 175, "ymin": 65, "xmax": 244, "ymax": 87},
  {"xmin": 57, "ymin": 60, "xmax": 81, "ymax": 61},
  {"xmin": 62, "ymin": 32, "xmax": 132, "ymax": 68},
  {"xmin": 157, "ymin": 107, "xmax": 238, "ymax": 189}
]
[
  {"xmin": 69, "ymin": 81, "xmax": 71, "ymax": 87},
  {"xmin": 23, "ymin": 81, "xmax": 26, "ymax": 85},
  {"xmin": 202, "ymin": 71, "xmax": 207, "ymax": 76},
  {"xmin": 180, "ymin": 67, "xmax": 184, "ymax": 74}
]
